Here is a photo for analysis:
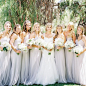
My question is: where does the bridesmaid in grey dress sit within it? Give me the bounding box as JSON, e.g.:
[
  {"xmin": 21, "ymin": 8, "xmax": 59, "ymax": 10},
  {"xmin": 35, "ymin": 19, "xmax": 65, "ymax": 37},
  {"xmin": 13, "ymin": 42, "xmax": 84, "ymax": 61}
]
[
  {"xmin": 72, "ymin": 25, "xmax": 86, "ymax": 85},
  {"xmin": 0, "ymin": 21, "xmax": 12, "ymax": 86},
  {"xmin": 9, "ymin": 24, "xmax": 22, "ymax": 86},
  {"xmin": 55, "ymin": 25, "xmax": 66, "ymax": 83},
  {"xmin": 21, "ymin": 20, "xmax": 31, "ymax": 84},
  {"xmin": 63, "ymin": 22, "xmax": 76, "ymax": 82},
  {"xmin": 24, "ymin": 22, "xmax": 41, "ymax": 85}
]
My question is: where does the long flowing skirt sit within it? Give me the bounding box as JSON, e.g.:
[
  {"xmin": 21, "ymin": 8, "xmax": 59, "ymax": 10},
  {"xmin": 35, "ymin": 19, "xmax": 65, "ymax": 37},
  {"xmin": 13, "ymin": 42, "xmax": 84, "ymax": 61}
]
[
  {"xmin": 55, "ymin": 48, "xmax": 66, "ymax": 83},
  {"xmin": 0, "ymin": 51, "xmax": 10, "ymax": 86},
  {"xmin": 34, "ymin": 49, "xmax": 58, "ymax": 85},
  {"xmin": 24, "ymin": 47, "xmax": 41, "ymax": 85},
  {"xmin": 9, "ymin": 50, "xmax": 21, "ymax": 86},
  {"xmin": 21, "ymin": 50, "xmax": 29, "ymax": 84},
  {"xmin": 65, "ymin": 48, "xmax": 74, "ymax": 82}
]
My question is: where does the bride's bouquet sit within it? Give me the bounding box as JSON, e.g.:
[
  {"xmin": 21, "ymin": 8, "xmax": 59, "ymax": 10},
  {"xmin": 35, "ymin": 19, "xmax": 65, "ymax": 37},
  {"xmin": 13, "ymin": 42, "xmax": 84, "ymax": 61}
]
[
  {"xmin": 73, "ymin": 45, "xmax": 83, "ymax": 57},
  {"xmin": 65, "ymin": 40, "xmax": 75, "ymax": 52},
  {"xmin": 55, "ymin": 38, "xmax": 64, "ymax": 51},
  {"xmin": 26, "ymin": 38, "xmax": 35, "ymax": 46},
  {"xmin": 18, "ymin": 43, "xmax": 27, "ymax": 51},
  {"xmin": 2, "ymin": 42, "xmax": 11, "ymax": 52},
  {"xmin": 43, "ymin": 42, "xmax": 54, "ymax": 55}
]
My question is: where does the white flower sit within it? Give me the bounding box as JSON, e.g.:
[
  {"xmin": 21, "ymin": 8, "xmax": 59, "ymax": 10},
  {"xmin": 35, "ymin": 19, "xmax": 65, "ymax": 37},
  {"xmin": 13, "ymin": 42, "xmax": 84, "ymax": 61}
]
[
  {"xmin": 65, "ymin": 40, "xmax": 75, "ymax": 48},
  {"xmin": 73, "ymin": 45, "xmax": 83, "ymax": 54},
  {"xmin": 35, "ymin": 38, "xmax": 44, "ymax": 46},
  {"xmin": 18, "ymin": 43, "xmax": 27, "ymax": 51},
  {"xmin": 55, "ymin": 38, "xmax": 64, "ymax": 46},
  {"xmin": 2, "ymin": 42, "xmax": 11, "ymax": 51},
  {"xmin": 46, "ymin": 42, "xmax": 54, "ymax": 50},
  {"xmin": 26, "ymin": 38, "xmax": 35, "ymax": 46}
]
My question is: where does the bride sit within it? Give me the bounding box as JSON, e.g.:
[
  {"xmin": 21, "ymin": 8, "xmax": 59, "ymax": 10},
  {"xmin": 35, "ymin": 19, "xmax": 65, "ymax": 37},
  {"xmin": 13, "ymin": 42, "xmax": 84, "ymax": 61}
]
[{"xmin": 34, "ymin": 23, "xmax": 58, "ymax": 85}]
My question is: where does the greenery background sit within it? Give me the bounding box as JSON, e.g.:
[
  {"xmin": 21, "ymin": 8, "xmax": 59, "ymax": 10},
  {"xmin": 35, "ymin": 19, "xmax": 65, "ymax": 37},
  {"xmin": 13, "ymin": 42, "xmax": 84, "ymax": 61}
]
[{"xmin": 0, "ymin": 0, "xmax": 86, "ymax": 33}]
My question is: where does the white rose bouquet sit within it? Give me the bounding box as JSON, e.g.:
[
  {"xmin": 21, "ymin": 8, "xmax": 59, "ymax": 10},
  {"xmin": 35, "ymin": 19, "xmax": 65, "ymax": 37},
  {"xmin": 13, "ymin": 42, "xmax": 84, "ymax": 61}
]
[
  {"xmin": 2, "ymin": 42, "xmax": 11, "ymax": 51},
  {"xmin": 73, "ymin": 45, "xmax": 83, "ymax": 57},
  {"xmin": 55, "ymin": 38, "xmax": 64, "ymax": 51},
  {"xmin": 65, "ymin": 40, "xmax": 75, "ymax": 52},
  {"xmin": 18, "ymin": 43, "xmax": 27, "ymax": 51},
  {"xmin": 26, "ymin": 38, "xmax": 35, "ymax": 46}
]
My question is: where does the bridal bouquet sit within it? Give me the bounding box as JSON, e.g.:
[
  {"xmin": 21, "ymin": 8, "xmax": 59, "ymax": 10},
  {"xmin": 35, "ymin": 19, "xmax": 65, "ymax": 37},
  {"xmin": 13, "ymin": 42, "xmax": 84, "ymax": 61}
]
[
  {"xmin": 43, "ymin": 42, "xmax": 54, "ymax": 55},
  {"xmin": 18, "ymin": 43, "xmax": 27, "ymax": 51},
  {"xmin": 55, "ymin": 38, "xmax": 64, "ymax": 51},
  {"xmin": 65, "ymin": 40, "xmax": 75, "ymax": 52},
  {"xmin": 73, "ymin": 45, "xmax": 83, "ymax": 57},
  {"xmin": 26, "ymin": 38, "xmax": 35, "ymax": 46},
  {"xmin": 2, "ymin": 42, "xmax": 11, "ymax": 51}
]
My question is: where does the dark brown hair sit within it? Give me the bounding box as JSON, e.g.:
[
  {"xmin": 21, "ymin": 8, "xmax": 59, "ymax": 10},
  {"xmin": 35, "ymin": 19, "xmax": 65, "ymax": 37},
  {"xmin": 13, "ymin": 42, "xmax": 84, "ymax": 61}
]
[
  {"xmin": 55, "ymin": 25, "xmax": 63, "ymax": 38},
  {"xmin": 23, "ymin": 20, "xmax": 31, "ymax": 33}
]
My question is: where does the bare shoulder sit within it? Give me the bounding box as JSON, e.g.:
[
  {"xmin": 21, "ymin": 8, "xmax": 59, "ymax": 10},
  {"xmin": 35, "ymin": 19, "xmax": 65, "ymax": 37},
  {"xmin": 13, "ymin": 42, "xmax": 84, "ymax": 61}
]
[
  {"xmin": 11, "ymin": 33, "xmax": 17, "ymax": 40},
  {"xmin": 30, "ymin": 32, "xmax": 35, "ymax": 39},
  {"xmin": 82, "ymin": 35, "xmax": 86, "ymax": 40}
]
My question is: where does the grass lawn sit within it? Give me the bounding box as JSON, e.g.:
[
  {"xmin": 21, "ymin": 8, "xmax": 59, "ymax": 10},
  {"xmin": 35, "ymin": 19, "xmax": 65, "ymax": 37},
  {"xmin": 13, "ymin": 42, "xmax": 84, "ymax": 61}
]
[{"xmin": 18, "ymin": 83, "xmax": 81, "ymax": 86}]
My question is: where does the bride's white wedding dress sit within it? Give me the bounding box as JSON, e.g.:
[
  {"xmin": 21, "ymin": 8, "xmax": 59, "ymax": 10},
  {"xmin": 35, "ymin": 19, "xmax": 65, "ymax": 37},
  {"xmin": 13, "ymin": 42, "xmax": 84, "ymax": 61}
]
[
  {"xmin": 9, "ymin": 35, "xmax": 21, "ymax": 86},
  {"xmin": 34, "ymin": 35, "xmax": 58, "ymax": 85},
  {"xmin": 0, "ymin": 36, "xmax": 11, "ymax": 86}
]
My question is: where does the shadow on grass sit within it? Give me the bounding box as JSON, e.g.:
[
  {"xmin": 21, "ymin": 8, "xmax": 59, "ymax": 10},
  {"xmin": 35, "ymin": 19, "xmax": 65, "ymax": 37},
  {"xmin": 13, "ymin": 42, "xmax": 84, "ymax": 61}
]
[{"xmin": 19, "ymin": 82, "xmax": 81, "ymax": 86}]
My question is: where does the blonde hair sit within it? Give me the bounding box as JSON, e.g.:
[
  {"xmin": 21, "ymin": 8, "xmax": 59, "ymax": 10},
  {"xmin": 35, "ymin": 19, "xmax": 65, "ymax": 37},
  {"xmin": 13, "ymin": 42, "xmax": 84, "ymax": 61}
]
[
  {"xmin": 77, "ymin": 25, "xmax": 84, "ymax": 35},
  {"xmin": 76, "ymin": 25, "xmax": 84, "ymax": 39},
  {"xmin": 4, "ymin": 21, "xmax": 12, "ymax": 32},
  {"xmin": 32, "ymin": 22, "xmax": 40, "ymax": 33},
  {"xmin": 68, "ymin": 22, "xmax": 74, "ymax": 31},
  {"xmin": 45, "ymin": 23, "xmax": 52, "ymax": 31}
]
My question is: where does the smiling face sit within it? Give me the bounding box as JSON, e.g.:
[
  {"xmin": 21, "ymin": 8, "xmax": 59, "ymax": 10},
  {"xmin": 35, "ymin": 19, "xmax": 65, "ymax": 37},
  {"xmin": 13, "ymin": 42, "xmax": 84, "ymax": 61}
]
[
  {"xmin": 46, "ymin": 25, "xmax": 52, "ymax": 31},
  {"xmin": 56, "ymin": 26, "xmax": 62, "ymax": 34},
  {"xmin": 67, "ymin": 24, "xmax": 72, "ymax": 31},
  {"xmin": 16, "ymin": 25, "xmax": 21, "ymax": 34},
  {"xmin": 26, "ymin": 22, "xmax": 31, "ymax": 31},
  {"xmin": 34, "ymin": 24, "xmax": 40, "ymax": 32},
  {"xmin": 77, "ymin": 27, "xmax": 83, "ymax": 35},
  {"xmin": 4, "ymin": 23, "xmax": 11, "ymax": 32}
]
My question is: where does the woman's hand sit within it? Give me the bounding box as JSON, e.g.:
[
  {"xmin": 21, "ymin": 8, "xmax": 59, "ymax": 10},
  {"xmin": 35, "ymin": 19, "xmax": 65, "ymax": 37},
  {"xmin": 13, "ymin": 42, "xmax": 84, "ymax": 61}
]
[
  {"xmin": 16, "ymin": 50, "xmax": 21, "ymax": 54},
  {"xmin": 76, "ymin": 49, "xmax": 86, "ymax": 57},
  {"xmin": 57, "ymin": 46, "xmax": 61, "ymax": 50},
  {"xmin": 38, "ymin": 46, "xmax": 41, "ymax": 48},
  {"xmin": 27, "ymin": 45, "xmax": 32, "ymax": 49},
  {"xmin": 0, "ymin": 46, "xmax": 3, "ymax": 51}
]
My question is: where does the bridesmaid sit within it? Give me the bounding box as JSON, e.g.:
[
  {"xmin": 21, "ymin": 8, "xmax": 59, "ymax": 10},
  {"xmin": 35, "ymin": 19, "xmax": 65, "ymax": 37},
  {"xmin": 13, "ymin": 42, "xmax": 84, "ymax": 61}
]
[
  {"xmin": 9, "ymin": 24, "xmax": 22, "ymax": 86},
  {"xmin": 24, "ymin": 22, "xmax": 41, "ymax": 85},
  {"xmin": 63, "ymin": 22, "xmax": 76, "ymax": 82},
  {"xmin": 54, "ymin": 25, "xmax": 66, "ymax": 83},
  {"xmin": 34, "ymin": 23, "xmax": 58, "ymax": 85},
  {"xmin": 0, "ymin": 21, "xmax": 12, "ymax": 86},
  {"xmin": 73, "ymin": 25, "xmax": 86, "ymax": 85},
  {"xmin": 21, "ymin": 20, "xmax": 31, "ymax": 84}
]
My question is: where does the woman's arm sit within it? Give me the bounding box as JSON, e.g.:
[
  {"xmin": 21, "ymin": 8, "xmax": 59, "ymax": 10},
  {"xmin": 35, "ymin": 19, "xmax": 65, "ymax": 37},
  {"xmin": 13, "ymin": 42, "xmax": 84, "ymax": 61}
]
[
  {"xmin": 10, "ymin": 34, "xmax": 21, "ymax": 54},
  {"xmin": 72, "ymin": 32, "xmax": 76, "ymax": 43},
  {"xmin": 77, "ymin": 36, "xmax": 86, "ymax": 56}
]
